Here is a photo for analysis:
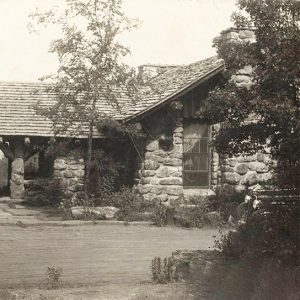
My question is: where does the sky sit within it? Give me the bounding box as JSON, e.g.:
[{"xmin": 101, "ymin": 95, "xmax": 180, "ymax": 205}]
[{"xmin": 0, "ymin": 0, "xmax": 236, "ymax": 82}]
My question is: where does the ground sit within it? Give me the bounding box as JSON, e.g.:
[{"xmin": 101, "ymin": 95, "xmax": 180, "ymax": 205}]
[{"xmin": 0, "ymin": 201, "xmax": 222, "ymax": 299}]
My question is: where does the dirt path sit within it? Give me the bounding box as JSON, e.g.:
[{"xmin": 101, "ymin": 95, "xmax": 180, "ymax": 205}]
[{"xmin": 0, "ymin": 223, "xmax": 220, "ymax": 289}]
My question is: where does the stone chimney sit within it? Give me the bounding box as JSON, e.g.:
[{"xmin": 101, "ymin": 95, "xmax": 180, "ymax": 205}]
[
  {"xmin": 221, "ymin": 27, "xmax": 256, "ymax": 89},
  {"xmin": 137, "ymin": 64, "xmax": 178, "ymax": 84}
]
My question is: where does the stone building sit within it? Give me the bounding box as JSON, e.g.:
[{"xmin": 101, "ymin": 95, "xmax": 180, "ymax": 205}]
[{"xmin": 0, "ymin": 51, "xmax": 273, "ymax": 201}]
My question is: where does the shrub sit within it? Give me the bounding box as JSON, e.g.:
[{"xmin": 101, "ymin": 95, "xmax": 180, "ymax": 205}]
[
  {"xmin": 210, "ymin": 202, "xmax": 299, "ymax": 300},
  {"xmin": 99, "ymin": 186, "xmax": 148, "ymax": 222},
  {"xmin": 152, "ymin": 202, "xmax": 167, "ymax": 226},
  {"xmin": 46, "ymin": 266, "xmax": 63, "ymax": 289},
  {"xmin": 24, "ymin": 178, "xmax": 64, "ymax": 207},
  {"xmin": 151, "ymin": 256, "xmax": 176, "ymax": 284}
]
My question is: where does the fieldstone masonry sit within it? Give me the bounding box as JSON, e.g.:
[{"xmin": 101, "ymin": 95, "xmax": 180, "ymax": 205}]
[
  {"xmin": 220, "ymin": 153, "xmax": 274, "ymax": 191},
  {"xmin": 135, "ymin": 116, "xmax": 184, "ymax": 203},
  {"xmin": 10, "ymin": 158, "xmax": 25, "ymax": 199},
  {"xmin": 53, "ymin": 156, "xmax": 85, "ymax": 197}
]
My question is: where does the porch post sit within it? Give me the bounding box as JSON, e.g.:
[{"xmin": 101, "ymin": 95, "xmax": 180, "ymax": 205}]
[{"xmin": 10, "ymin": 139, "xmax": 25, "ymax": 199}]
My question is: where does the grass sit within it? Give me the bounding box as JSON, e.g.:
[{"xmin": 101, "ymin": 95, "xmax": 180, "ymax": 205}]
[{"xmin": 0, "ymin": 283, "xmax": 193, "ymax": 300}]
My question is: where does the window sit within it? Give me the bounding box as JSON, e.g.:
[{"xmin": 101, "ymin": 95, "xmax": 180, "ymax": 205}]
[{"xmin": 183, "ymin": 121, "xmax": 210, "ymax": 188}]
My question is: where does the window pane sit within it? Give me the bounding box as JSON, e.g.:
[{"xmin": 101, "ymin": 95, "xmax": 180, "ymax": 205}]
[
  {"xmin": 198, "ymin": 172, "xmax": 209, "ymax": 186},
  {"xmin": 200, "ymin": 139, "xmax": 208, "ymax": 153},
  {"xmin": 184, "ymin": 122, "xmax": 198, "ymax": 138},
  {"xmin": 199, "ymin": 125, "xmax": 209, "ymax": 137},
  {"xmin": 183, "ymin": 154, "xmax": 192, "ymax": 170},
  {"xmin": 183, "ymin": 139, "xmax": 199, "ymax": 153},
  {"xmin": 183, "ymin": 154, "xmax": 200, "ymax": 170},
  {"xmin": 183, "ymin": 172, "xmax": 200, "ymax": 186},
  {"xmin": 183, "ymin": 172, "xmax": 209, "ymax": 187},
  {"xmin": 199, "ymin": 155, "xmax": 208, "ymax": 171}
]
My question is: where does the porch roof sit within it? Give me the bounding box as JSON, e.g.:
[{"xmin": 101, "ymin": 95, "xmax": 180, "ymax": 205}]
[{"xmin": 0, "ymin": 56, "xmax": 224, "ymax": 138}]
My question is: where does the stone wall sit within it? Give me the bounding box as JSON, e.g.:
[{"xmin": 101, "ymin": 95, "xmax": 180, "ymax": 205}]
[
  {"xmin": 53, "ymin": 156, "xmax": 85, "ymax": 197},
  {"xmin": 220, "ymin": 153, "xmax": 274, "ymax": 192},
  {"xmin": 135, "ymin": 111, "xmax": 184, "ymax": 203},
  {"xmin": 218, "ymin": 27, "xmax": 275, "ymax": 191}
]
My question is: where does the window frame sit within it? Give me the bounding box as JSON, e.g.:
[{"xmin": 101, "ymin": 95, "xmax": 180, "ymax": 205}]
[{"xmin": 182, "ymin": 121, "xmax": 211, "ymax": 189}]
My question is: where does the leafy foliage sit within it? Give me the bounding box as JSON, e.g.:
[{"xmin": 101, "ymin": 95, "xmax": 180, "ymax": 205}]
[
  {"xmin": 151, "ymin": 256, "xmax": 177, "ymax": 284},
  {"xmin": 46, "ymin": 266, "xmax": 63, "ymax": 289},
  {"xmin": 211, "ymin": 202, "xmax": 299, "ymax": 299},
  {"xmin": 30, "ymin": 0, "xmax": 140, "ymax": 197},
  {"xmin": 198, "ymin": 0, "xmax": 300, "ymax": 188},
  {"xmin": 24, "ymin": 178, "xmax": 64, "ymax": 207}
]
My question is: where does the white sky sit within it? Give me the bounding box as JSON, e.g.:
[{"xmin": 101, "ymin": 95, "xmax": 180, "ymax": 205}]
[{"xmin": 0, "ymin": 0, "xmax": 235, "ymax": 82}]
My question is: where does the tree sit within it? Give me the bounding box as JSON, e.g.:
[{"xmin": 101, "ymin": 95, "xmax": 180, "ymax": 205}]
[
  {"xmin": 30, "ymin": 0, "xmax": 139, "ymax": 197},
  {"xmin": 198, "ymin": 0, "xmax": 300, "ymax": 188}
]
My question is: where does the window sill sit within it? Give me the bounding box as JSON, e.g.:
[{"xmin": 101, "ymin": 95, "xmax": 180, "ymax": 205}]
[{"xmin": 183, "ymin": 188, "xmax": 215, "ymax": 199}]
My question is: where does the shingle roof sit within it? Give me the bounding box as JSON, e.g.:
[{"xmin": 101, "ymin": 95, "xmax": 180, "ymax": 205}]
[
  {"xmin": 124, "ymin": 56, "xmax": 224, "ymax": 120},
  {"xmin": 0, "ymin": 57, "xmax": 224, "ymax": 138}
]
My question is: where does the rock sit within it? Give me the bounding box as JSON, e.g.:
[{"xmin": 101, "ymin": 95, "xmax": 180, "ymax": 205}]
[
  {"xmin": 159, "ymin": 178, "xmax": 182, "ymax": 185},
  {"xmin": 257, "ymin": 172, "xmax": 273, "ymax": 183},
  {"xmin": 156, "ymin": 167, "xmax": 169, "ymax": 178},
  {"xmin": 221, "ymin": 165, "xmax": 235, "ymax": 172},
  {"xmin": 146, "ymin": 140, "xmax": 159, "ymax": 152},
  {"xmin": 231, "ymin": 74, "xmax": 251, "ymax": 84},
  {"xmin": 68, "ymin": 178, "xmax": 78, "ymax": 186},
  {"xmin": 145, "ymin": 153, "xmax": 164, "ymax": 163},
  {"xmin": 11, "ymin": 158, "xmax": 24, "ymax": 175},
  {"xmin": 242, "ymin": 171, "xmax": 258, "ymax": 186},
  {"xmin": 227, "ymin": 158, "xmax": 237, "ymax": 167},
  {"xmin": 63, "ymin": 170, "xmax": 74, "ymax": 178},
  {"xmin": 68, "ymin": 183, "xmax": 84, "ymax": 192},
  {"xmin": 142, "ymin": 170, "xmax": 156, "ymax": 177},
  {"xmin": 139, "ymin": 185, "xmax": 152, "ymax": 194},
  {"xmin": 256, "ymin": 153, "xmax": 265, "ymax": 162},
  {"xmin": 164, "ymin": 158, "xmax": 182, "ymax": 166},
  {"xmin": 71, "ymin": 206, "xmax": 119, "ymax": 220},
  {"xmin": 212, "ymin": 124, "xmax": 221, "ymax": 131},
  {"xmin": 235, "ymin": 185, "xmax": 246, "ymax": 193},
  {"xmin": 174, "ymin": 132, "xmax": 183, "ymax": 138},
  {"xmin": 10, "ymin": 181, "xmax": 25, "ymax": 199},
  {"xmin": 151, "ymin": 186, "xmax": 165, "ymax": 195},
  {"xmin": 140, "ymin": 178, "xmax": 151, "ymax": 184},
  {"xmin": 174, "ymin": 127, "xmax": 183, "ymax": 133},
  {"xmin": 93, "ymin": 206, "xmax": 120, "ymax": 219},
  {"xmin": 204, "ymin": 211, "xmax": 222, "ymax": 226},
  {"xmin": 223, "ymin": 172, "xmax": 241, "ymax": 185},
  {"xmin": 153, "ymin": 150, "xmax": 168, "ymax": 158},
  {"xmin": 54, "ymin": 159, "xmax": 67, "ymax": 171},
  {"xmin": 235, "ymin": 163, "xmax": 248, "ymax": 175},
  {"xmin": 166, "ymin": 186, "xmax": 183, "ymax": 196},
  {"xmin": 11, "ymin": 174, "xmax": 24, "ymax": 185},
  {"xmin": 169, "ymin": 152, "xmax": 183, "ymax": 159},
  {"xmin": 249, "ymin": 162, "xmax": 269, "ymax": 173},
  {"xmin": 72, "ymin": 169, "xmax": 85, "ymax": 178},
  {"xmin": 144, "ymin": 160, "xmax": 160, "ymax": 170},
  {"xmin": 155, "ymin": 194, "xmax": 169, "ymax": 202},
  {"xmin": 174, "ymin": 137, "xmax": 182, "ymax": 144}
]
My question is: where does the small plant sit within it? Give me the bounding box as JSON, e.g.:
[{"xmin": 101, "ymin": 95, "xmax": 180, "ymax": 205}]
[
  {"xmin": 152, "ymin": 202, "xmax": 167, "ymax": 226},
  {"xmin": 151, "ymin": 256, "xmax": 176, "ymax": 283},
  {"xmin": 46, "ymin": 266, "xmax": 63, "ymax": 289}
]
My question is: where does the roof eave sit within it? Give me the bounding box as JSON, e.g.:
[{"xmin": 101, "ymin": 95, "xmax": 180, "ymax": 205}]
[{"xmin": 125, "ymin": 63, "xmax": 225, "ymax": 122}]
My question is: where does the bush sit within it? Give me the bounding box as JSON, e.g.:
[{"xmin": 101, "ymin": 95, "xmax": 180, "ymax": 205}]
[
  {"xmin": 46, "ymin": 266, "xmax": 63, "ymax": 289},
  {"xmin": 24, "ymin": 178, "xmax": 64, "ymax": 207},
  {"xmin": 210, "ymin": 202, "xmax": 299, "ymax": 300},
  {"xmin": 95, "ymin": 186, "xmax": 149, "ymax": 222},
  {"xmin": 174, "ymin": 196, "xmax": 212, "ymax": 228},
  {"xmin": 152, "ymin": 202, "xmax": 167, "ymax": 226},
  {"xmin": 151, "ymin": 256, "xmax": 177, "ymax": 284}
]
